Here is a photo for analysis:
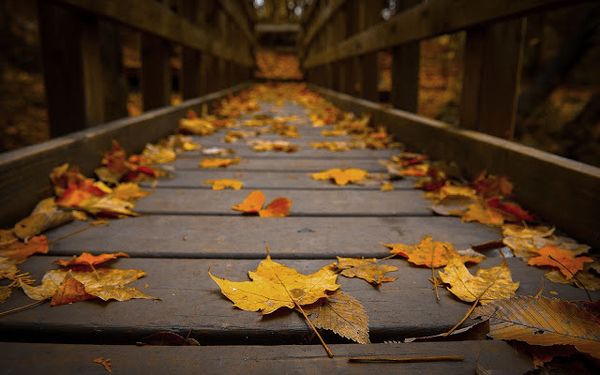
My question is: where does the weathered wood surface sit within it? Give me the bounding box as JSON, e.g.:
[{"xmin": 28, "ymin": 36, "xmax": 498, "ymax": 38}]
[
  {"xmin": 309, "ymin": 85, "xmax": 600, "ymax": 248},
  {"xmin": 2, "ymin": 257, "xmax": 594, "ymax": 345},
  {"xmin": 0, "ymin": 341, "xmax": 533, "ymax": 374},
  {"xmin": 133, "ymin": 189, "xmax": 430, "ymax": 216},
  {"xmin": 172, "ymin": 158, "xmax": 388, "ymax": 172},
  {"xmin": 46, "ymin": 216, "xmax": 501, "ymax": 258},
  {"xmin": 303, "ymin": 0, "xmax": 593, "ymax": 69},
  {"xmin": 0, "ymin": 83, "xmax": 250, "ymax": 229}
]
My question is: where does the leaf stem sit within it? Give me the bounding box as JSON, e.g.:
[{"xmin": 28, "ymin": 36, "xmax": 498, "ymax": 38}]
[
  {"xmin": 0, "ymin": 300, "xmax": 45, "ymax": 317},
  {"xmin": 547, "ymin": 255, "xmax": 592, "ymax": 302},
  {"xmin": 443, "ymin": 296, "xmax": 480, "ymax": 336},
  {"xmin": 349, "ymin": 355, "xmax": 464, "ymax": 363},
  {"xmin": 48, "ymin": 226, "xmax": 93, "ymax": 245},
  {"xmin": 294, "ymin": 300, "xmax": 334, "ymax": 358}
]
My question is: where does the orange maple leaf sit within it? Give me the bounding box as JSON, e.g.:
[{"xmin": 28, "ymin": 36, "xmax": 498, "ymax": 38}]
[
  {"xmin": 470, "ymin": 170, "xmax": 514, "ymax": 198},
  {"xmin": 0, "ymin": 235, "xmax": 49, "ymax": 263},
  {"xmin": 528, "ymin": 245, "xmax": 593, "ymax": 279},
  {"xmin": 259, "ymin": 197, "xmax": 292, "ymax": 217},
  {"xmin": 486, "ymin": 197, "xmax": 534, "ymax": 222},
  {"xmin": 232, "ymin": 191, "xmax": 265, "ymax": 214},
  {"xmin": 53, "ymin": 252, "xmax": 130, "ymax": 269},
  {"xmin": 199, "ymin": 157, "xmax": 241, "ymax": 168},
  {"xmin": 382, "ymin": 235, "xmax": 483, "ymax": 268}
]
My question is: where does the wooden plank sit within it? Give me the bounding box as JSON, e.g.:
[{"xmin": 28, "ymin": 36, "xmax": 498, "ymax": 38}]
[
  {"xmin": 459, "ymin": 20, "xmax": 525, "ymax": 138},
  {"xmin": 38, "ymin": 1, "xmax": 103, "ymax": 137},
  {"xmin": 133, "ymin": 189, "xmax": 431, "ymax": 216},
  {"xmin": 141, "ymin": 32, "xmax": 172, "ymax": 110},
  {"xmin": 0, "ymin": 83, "xmax": 251, "ymax": 228},
  {"xmin": 303, "ymin": 0, "xmax": 592, "ymax": 69},
  {"xmin": 180, "ymin": 0, "xmax": 201, "ymax": 100},
  {"xmin": 300, "ymin": 0, "xmax": 347, "ymax": 56},
  {"xmin": 177, "ymin": 148, "xmax": 397, "ymax": 159},
  {"xmin": 98, "ymin": 20, "xmax": 128, "ymax": 122},
  {"xmin": 309, "ymin": 85, "xmax": 600, "ymax": 248},
  {"xmin": 46, "ymin": 216, "xmax": 503, "ymax": 258},
  {"xmin": 142, "ymin": 170, "xmax": 412, "ymax": 189},
  {"xmin": 1, "ymin": 257, "xmax": 595, "ymax": 345},
  {"xmin": 51, "ymin": 0, "xmax": 253, "ymax": 66},
  {"xmin": 0, "ymin": 341, "xmax": 533, "ymax": 374},
  {"xmin": 390, "ymin": 0, "xmax": 421, "ymax": 113},
  {"xmin": 172, "ymin": 158, "xmax": 388, "ymax": 172}
]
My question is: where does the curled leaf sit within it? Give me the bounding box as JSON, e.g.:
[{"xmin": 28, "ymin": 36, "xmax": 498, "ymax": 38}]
[
  {"xmin": 232, "ymin": 191, "xmax": 265, "ymax": 214},
  {"xmin": 259, "ymin": 198, "xmax": 292, "ymax": 218},
  {"xmin": 335, "ymin": 257, "xmax": 397, "ymax": 286}
]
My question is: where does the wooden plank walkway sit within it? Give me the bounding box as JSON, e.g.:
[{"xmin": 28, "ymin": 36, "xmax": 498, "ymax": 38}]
[{"xmin": 1, "ymin": 97, "xmax": 597, "ymax": 374}]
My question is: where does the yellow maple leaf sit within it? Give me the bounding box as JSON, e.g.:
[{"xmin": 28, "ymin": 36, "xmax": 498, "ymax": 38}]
[
  {"xmin": 438, "ymin": 257, "xmax": 519, "ymax": 304},
  {"xmin": 380, "ymin": 182, "xmax": 394, "ymax": 191},
  {"xmin": 204, "ymin": 179, "xmax": 243, "ymax": 190},
  {"xmin": 310, "ymin": 168, "xmax": 368, "ymax": 186},
  {"xmin": 209, "ymin": 255, "xmax": 339, "ymax": 314},
  {"xmin": 199, "ymin": 157, "xmax": 241, "ymax": 168},
  {"xmin": 335, "ymin": 257, "xmax": 397, "ymax": 286}
]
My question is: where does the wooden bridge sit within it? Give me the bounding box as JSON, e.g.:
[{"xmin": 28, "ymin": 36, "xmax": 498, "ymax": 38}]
[{"xmin": 1, "ymin": 1, "xmax": 599, "ymax": 373}]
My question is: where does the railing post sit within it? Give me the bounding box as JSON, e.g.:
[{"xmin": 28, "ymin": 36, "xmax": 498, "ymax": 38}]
[
  {"xmin": 460, "ymin": 19, "xmax": 526, "ymax": 139},
  {"xmin": 391, "ymin": 0, "xmax": 420, "ymax": 113},
  {"xmin": 38, "ymin": 1, "xmax": 104, "ymax": 136},
  {"xmin": 181, "ymin": 0, "xmax": 202, "ymax": 100},
  {"xmin": 358, "ymin": 1, "xmax": 379, "ymax": 102},
  {"xmin": 141, "ymin": 30, "xmax": 171, "ymax": 110}
]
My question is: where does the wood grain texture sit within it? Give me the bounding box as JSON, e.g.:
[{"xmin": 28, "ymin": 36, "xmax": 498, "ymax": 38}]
[
  {"xmin": 309, "ymin": 85, "xmax": 600, "ymax": 248},
  {"xmin": 0, "ymin": 341, "xmax": 533, "ymax": 374},
  {"xmin": 46, "ymin": 216, "xmax": 501, "ymax": 258},
  {"xmin": 171, "ymin": 157, "xmax": 389, "ymax": 172},
  {"xmin": 1, "ymin": 257, "xmax": 594, "ymax": 345},
  {"xmin": 133, "ymin": 188, "xmax": 430, "ymax": 216},
  {"xmin": 303, "ymin": 0, "xmax": 591, "ymax": 68}
]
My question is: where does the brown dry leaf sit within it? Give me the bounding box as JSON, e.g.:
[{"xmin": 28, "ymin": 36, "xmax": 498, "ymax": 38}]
[
  {"xmin": 112, "ymin": 183, "xmax": 153, "ymax": 202},
  {"xmin": 502, "ymin": 225, "xmax": 590, "ymax": 261},
  {"xmin": 141, "ymin": 144, "xmax": 177, "ymax": 164},
  {"xmin": 382, "ymin": 235, "xmax": 484, "ymax": 268},
  {"xmin": 438, "ymin": 257, "xmax": 519, "ymax": 304},
  {"xmin": 0, "ymin": 286, "xmax": 12, "ymax": 303},
  {"xmin": 177, "ymin": 117, "xmax": 215, "ymax": 136},
  {"xmin": 205, "ymin": 179, "xmax": 243, "ymax": 190},
  {"xmin": 93, "ymin": 357, "xmax": 112, "ymax": 373},
  {"xmin": 461, "ymin": 201, "xmax": 505, "ymax": 226},
  {"xmin": 321, "ymin": 129, "xmax": 347, "ymax": 137},
  {"xmin": 22, "ymin": 268, "xmax": 158, "ymax": 302},
  {"xmin": 249, "ymin": 140, "xmax": 299, "ymax": 152},
  {"xmin": 527, "ymin": 245, "xmax": 593, "ymax": 279},
  {"xmin": 544, "ymin": 264, "xmax": 600, "ymax": 291},
  {"xmin": 50, "ymin": 272, "xmax": 95, "ymax": 306},
  {"xmin": 471, "ymin": 296, "xmax": 600, "ymax": 359},
  {"xmin": 0, "ymin": 236, "xmax": 49, "ymax": 263},
  {"xmin": 53, "ymin": 252, "xmax": 129, "ymax": 268},
  {"xmin": 0, "ymin": 230, "xmax": 18, "ymax": 247},
  {"xmin": 310, "ymin": 168, "xmax": 368, "ymax": 186},
  {"xmin": 208, "ymin": 255, "xmax": 339, "ymax": 314},
  {"xmin": 309, "ymin": 141, "xmax": 351, "ymax": 151},
  {"xmin": 335, "ymin": 257, "xmax": 397, "ymax": 286},
  {"xmin": 77, "ymin": 194, "xmax": 140, "ymax": 218},
  {"xmin": 305, "ymin": 290, "xmax": 370, "ymax": 344},
  {"xmin": 13, "ymin": 198, "xmax": 76, "ymax": 240}
]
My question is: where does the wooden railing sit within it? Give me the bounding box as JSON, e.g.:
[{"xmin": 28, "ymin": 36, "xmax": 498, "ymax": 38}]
[
  {"xmin": 299, "ymin": 0, "xmax": 600, "ymax": 247},
  {"xmin": 299, "ymin": 0, "xmax": 593, "ymax": 138},
  {"xmin": 39, "ymin": 0, "xmax": 256, "ymax": 138}
]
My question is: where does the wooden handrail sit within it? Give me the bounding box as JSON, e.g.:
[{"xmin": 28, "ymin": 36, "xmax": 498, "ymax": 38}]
[
  {"xmin": 52, "ymin": 0, "xmax": 253, "ymax": 66},
  {"xmin": 303, "ymin": 0, "xmax": 592, "ymax": 69},
  {"xmin": 221, "ymin": 0, "xmax": 257, "ymax": 45},
  {"xmin": 300, "ymin": 0, "xmax": 347, "ymax": 55}
]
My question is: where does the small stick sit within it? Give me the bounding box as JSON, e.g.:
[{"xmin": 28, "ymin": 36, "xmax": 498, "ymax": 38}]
[
  {"xmin": 443, "ymin": 296, "xmax": 480, "ymax": 336},
  {"xmin": 432, "ymin": 267, "xmax": 440, "ymax": 301},
  {"xmin": 0, "ymin": 300, "xmax": 45, "ymax": 317},
  {"xmin": 349, "ymin": 355, "xmax": 464, "ymax": 363},
  {"xmin": 48, "ymin": 226, "xmax": 93, "ymax": 245}
]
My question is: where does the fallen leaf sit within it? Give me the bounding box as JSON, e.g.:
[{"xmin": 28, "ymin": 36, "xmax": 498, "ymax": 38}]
[
  {"xmin": 544, "ymin": 265, "xmax": 600, "ymax": 291},
  {"xmin": 527, "ymin": 245, "xmax": 593, "ymax": 279},
  {"xmin": 208, "ymin": 255, "xmax": 339, "ymax": 314},
  {"xmin": 310, "ymin": 168, "xmax": 368, "ymax": 186},
  {"xmin": 141, "ymin": 143, "xmax": 177, "ymax": 164},
  {"xmin": 259, "ymin": 197, "xmax": 292, "ymax": 218},
  {"xmin": 321, "ymin": 129, "xmax": 347, "ymax": 137},
  {"xmin": 382, "ymin": 235, "xmax": 484, "ymax": 268},
  {"xmin": 471, "ymin": 296, "xmax": 600, "ymax": 359},
  {"xmin": 502, "ymin": 226, "xmax": 591, "ymax": 261},
  {"xmin": 470, "ymin": 170, "xmax": 514, "ymax": 199},
  {"xmin": 335, "ymin": 257, "xmax": 397, "ymax": 286},
  {"xmin": 0, "ymin": 286, "xmax": 12, "ymax": 303},
  {"xmin": 0, "ymin": 230, "xmax": 18, "ymax": 247},
  {"xmin": 309, "ymin": 141, "xmax": 351, "ymax": 151},
  {"xmin": 486, "ymin": 197, "xmax": 535, "ymax": 222},
  {"xmin": 380, "ymin": 182, "xmax": 394, "ymax": 191},
  {"xmin": 50, "ymin": 273, "xmax": 95, "ymax": 306},
  {"xmin": 438, "ymin": 257, "xmax": 519, "ymax": 304},
  {"xmin": 305, "ymin": 291, "xmax": 370, "ymax": 344},
  {"xmin": 13, "ymin": 198, "xmax": 76, "ymax": 240},
  {"xmin": 53, "ymin": 252, "xmax": 129, "ymax": 269},
  {"xmin": 232, "ymin": 191, "xmax": 265, "ymax": 214},
  {"xmin": 204, "ymin": 179, "xmax": 243, "ymax": 190},
  {"xmin": 461, "ymin": 200, "xmax": 505, "ymax": 226},
  {"xmin": 199, "ymin": 157, "xmax": 241, "ymax": 168},
  {"xmin": 112, "ymin": 183, "xmax": 153, "ymax": 202},
  {"xmin": 22, "ymin": 268, "xmax": 157, "ymax": 302},
  {"xmin": 0, "ymin": 236, "xmax": 49, "ymax": 263},
  {"xmin": 93, "ymin": 357, "xmax": 112, "ymax": 373}
]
